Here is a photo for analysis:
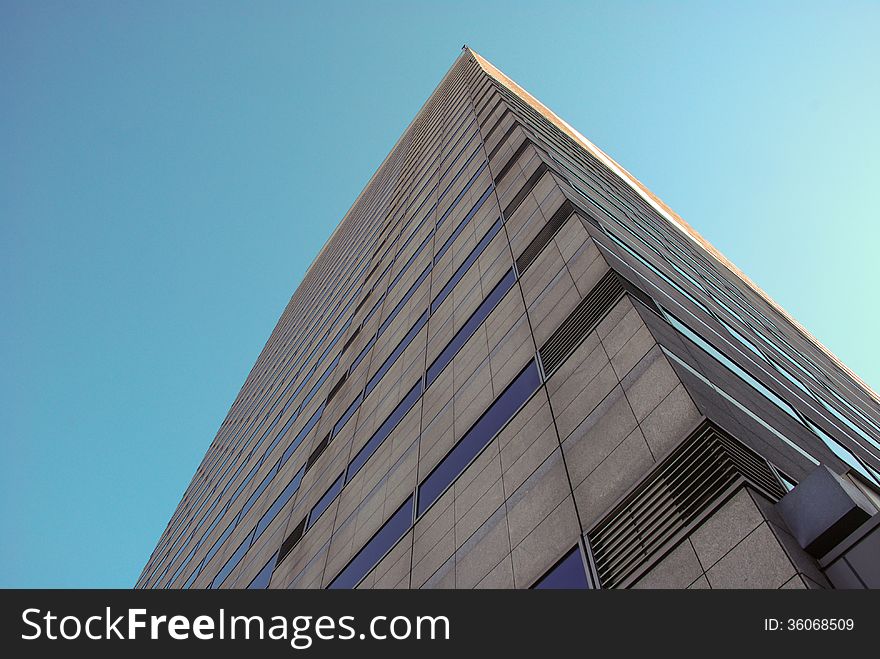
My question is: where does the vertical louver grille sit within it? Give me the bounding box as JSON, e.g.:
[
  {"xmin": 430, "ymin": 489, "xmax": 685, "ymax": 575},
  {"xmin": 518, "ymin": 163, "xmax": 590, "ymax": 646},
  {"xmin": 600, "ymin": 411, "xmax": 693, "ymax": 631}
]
[
  {"xmin": 538, "ymin": 269, "xmax": 624, "ymax": 376},
  {"xmin": 516, "ymin": 200, "xmax": 575, "ymax": 274},
  {"xmin": 587, "ymin": 422, "xmax": 786, "ymax": 589}
]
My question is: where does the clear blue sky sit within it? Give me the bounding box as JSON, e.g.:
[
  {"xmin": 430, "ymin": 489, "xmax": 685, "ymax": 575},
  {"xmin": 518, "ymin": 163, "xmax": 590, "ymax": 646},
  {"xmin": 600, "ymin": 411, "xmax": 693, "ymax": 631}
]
[{"xmin": 2, "ymin": 1, "xmax": 878, "ymax": 587}]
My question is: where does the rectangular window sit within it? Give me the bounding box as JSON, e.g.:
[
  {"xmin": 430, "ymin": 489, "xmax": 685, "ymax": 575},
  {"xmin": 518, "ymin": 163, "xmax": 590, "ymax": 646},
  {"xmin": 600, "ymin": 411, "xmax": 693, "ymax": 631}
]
[
  {"xmin": 364, "ymin": 309, "xmax": 429, "ymax": 398},
  {"xmin": 434, "ymin": 185, "xmax": 494, "ymax": 264},
  {"xmin": 202, "ymin": 517, "xmax": 237, "ymax": 570},
  {"xmin": 281, "ymin": 402, "xmax": 325, "ymax": 466},
  {"xmin": 426, "ymin": 268, "xmax": 516, "ymax": 387},
  {"xmin": 237, "ymin": 459, "xmax": 281, "ymax": 524},
  {"xmin": 348, "ymin": 334, "xmax": 376, "ymax": 376},
  {"xmin": 377, "ymin": 263, "xmax": 432, "ymax": 339},
  {"xmin": 210, "ymin": 527, "xmax": 256, "ymax": 589},
  {"xmin": 328, "ymin": 496, "xmax": 414, "ymax": 589},
  {"xmin": 247, "ymin": 552, "xmax": 277, "ymax": 589},
  {"xmin": 333, "ymin": 392, "xmax": 364, "ymax": 438},
  {"xmin": 254, "ymin": 465, "xmax": 305, "ymax": 539},
  {"xmin": 438, "ymin": 160, "xmax": 489, "ymax": 226},
  {"xmin": 532, "ymin": 546, "xmax": 590, "ymax": 589},
  {"xmin": 418, "ymin": 359, "xmax": 541, "ymax": 517},
  {"xmin": 306, "ymin": 472, "xmax": 345, "ymax": 529},
  {"xmin": 431, "ymin": 217, "xmax": 503, "ymax": 314},
  {"xmin": 347, "ymin": 379, "xmax": 423, "ymax": 483}
]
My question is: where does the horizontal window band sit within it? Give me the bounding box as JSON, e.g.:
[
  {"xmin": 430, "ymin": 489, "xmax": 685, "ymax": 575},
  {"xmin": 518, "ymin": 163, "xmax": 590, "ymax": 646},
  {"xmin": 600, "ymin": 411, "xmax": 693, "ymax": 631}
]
[
  {"xmin": 417, "ymin": 359, "xmax": 542, "ymax": 518},
  {"xmin": 531, "ymin": 546, "xmax": 591, "ymax": 589},
  {"xmin": 502, "ymin": 162, "xmax": 550, "ymax": 221},
  {"xmin": 306, "ymin": 472, "xmax": 345, "ymax": 531},
  {"xmin": 538, "ymin": 269, "xmax": 624, "ymax": 377},
  {"xmin": 483, "ymin": 105, "xmax": 512, "ymax": 148},
  {"xmin": 434, "ymin": 184, "xmax": 494, "ymax": 264},
  {"xmin": 494, "ymin": 139, "xmax": 532, "ymax": 188},
  {"xmin": 328, "ymin": 496, "xmax": 414, "ymax": 590},
  {"xmin": 432, "ymin": 217, "xmax": 504, "ymax": 314},
  {"xmin": 515, "ymin": 199, "xmax": 575, "ymax": 275},
  {"xmin": 487, "ymin": 114, "xmax": 518, "ymax": 162},
  {"xmin": 426, "ymin": 268, "xmax": 517, "ymax": 388}
]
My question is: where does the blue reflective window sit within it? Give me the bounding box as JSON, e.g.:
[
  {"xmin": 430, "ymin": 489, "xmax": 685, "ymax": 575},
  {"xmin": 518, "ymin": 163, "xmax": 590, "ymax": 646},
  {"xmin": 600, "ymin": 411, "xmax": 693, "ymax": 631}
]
[
  {"xmin": 432, "ymin": 217, "xmax": 503, "ymax": 314},
  {"xmin": 377, "ymin": 263, "xmax": 432, "ymax": 338},
  {"xmin": 284, "ymin": 361, "xmax": 318, "ymax": 413},
  {"xmin": 299, "ymin": 353, "xmax": 340, "ymax": 411},
  {"xmin": 183, "ymin": 561, "xmax": 201, "ymax": 589},
  {"xmin": 663, "ymin": 310, "xmax": 802, "ymax": 422},
  {"xmin": 281, "ymin": 402, "xmax": 325, "ymax": 466},
  {"xmin": 237, "ymin": 459, "xmax": 281, "ymax": 524},
  {"xmin": 426, "ymin": 268, "xmax": 516, "ymax": 387},
  {"xmin": 389, "ymin": 230, "xmax": 434, "ymax": 293},
  {"xmin": 255, "ymin": 412, "xmax": 284, "ymax": 457},
  {"xmin": 229, "ymin": 461, "xmax": 261, "ymax": 507},
  {"xmin": 349, "ymin": 334, "xmax": 376, "ymax": 376},
  {"xmin": 333, "ymin": 392, "xmax": 364, "ymax": 438},
  {"xmin": 200, "ymin": 501, "xmax": 229, "ymax": 544},
  {"xmin": 439, "ymin": 129, "xmax": 479, "ymax": 183},
  {"xmin": 365, "ymin": 310, "xmax": 429, "ymax": 398},
  {"xmin": 202, "ymin": 517, "xmax": 237, "ymax": 568},
  {"xmin": 435, "ymin": 185, "xmax": 494, "ymax": 265},
  {"xmin": 363, "ymin": 293, "xmax": 385, "ymax": 327},
  {"xmin": 254, "ymin": 465, "xmax": 305, "ymax": 539},
  {"xmin": 438, "ymin": 161, "xmax": 489, "ymax": 226},
  {"xmin": 804, "ymin": 418, "xmax": 880, "ymax": 487},
  {"xmin": 347, "ymin": 379, "xmax": 423, "ymax": 483},
  {"xmin": 396, "ymin": 206, "xmax": 435, "ymax": 259},
  {"xmin": 438, "ymin": 144, "xmax": 481, "ymax": 204},
  {"xmin": 418, "ymin": 359, "xmax": 541, "ymax": 517},
  {"xmin": 168, "ymin": 545, "xmax": 197, "ymax": 586},
  {"xmin": 210, "ymin": 527, "xmax": 256, "ymax": 589},
  {"xmin": 248, "ymin": 553, "xmax": 277, "ymax": 589},
  {"xmin": 328, "ymin": 496, "xmax": 413, "ymax": 589},
  {"xmin": 533, "ymin": 547, "xmax": 589, "ymax": 589},
  {"xmin": 818, "ymin": 396, "xmax": 880, "ymax": 454},
  {"xmin": 307, "ymin": 472, "xmax": 345, "ymax": 529}
]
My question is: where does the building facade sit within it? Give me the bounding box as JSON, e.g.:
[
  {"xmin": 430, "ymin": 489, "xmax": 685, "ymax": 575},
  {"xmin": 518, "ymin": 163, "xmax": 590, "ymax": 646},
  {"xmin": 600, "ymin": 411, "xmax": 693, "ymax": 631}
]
[{"xmin": 137, "ymin": 48, "xmax": 880, "ymax": 590}]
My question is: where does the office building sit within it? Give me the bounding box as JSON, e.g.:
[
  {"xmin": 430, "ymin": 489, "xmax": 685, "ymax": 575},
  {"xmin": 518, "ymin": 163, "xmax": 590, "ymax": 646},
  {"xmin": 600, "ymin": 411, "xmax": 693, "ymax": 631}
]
[{"xmin": 137, "ymin": 48, "xmax": 880, "ymax": 590}]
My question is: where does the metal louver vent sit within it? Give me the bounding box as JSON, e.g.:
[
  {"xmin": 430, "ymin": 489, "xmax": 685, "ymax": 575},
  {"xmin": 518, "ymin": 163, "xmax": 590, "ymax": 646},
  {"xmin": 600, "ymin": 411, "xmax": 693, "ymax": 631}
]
[
  {"xmin": 538, "ymin": 269, "xmax": 624, "ymax": 376},
  {"xmin": 516, "ymin": 200, "xmax": 575, "ymax": 274},
  {"xmin": 587, "ymin": 422, "xmax": 786, "ymax": 589}
]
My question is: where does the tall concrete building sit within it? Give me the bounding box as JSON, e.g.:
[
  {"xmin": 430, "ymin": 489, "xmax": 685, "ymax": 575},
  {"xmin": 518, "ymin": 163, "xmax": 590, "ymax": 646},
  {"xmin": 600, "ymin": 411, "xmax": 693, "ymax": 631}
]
[{"xmin": 137, "ymin": 48, "xmax": 880, "ymax": 590}]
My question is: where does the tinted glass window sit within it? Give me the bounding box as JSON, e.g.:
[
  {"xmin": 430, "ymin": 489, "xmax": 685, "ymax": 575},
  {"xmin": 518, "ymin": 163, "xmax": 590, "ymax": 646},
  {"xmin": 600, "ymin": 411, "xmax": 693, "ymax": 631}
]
[
  {"xmin": 426, "ymin": 268, "xmax": 516, "ymax": 387},
  {"xmin": 347, "ymin": 380, "xmax": 423, "ymax": 482},
  {"xmin": 533, "ymin": 547, "xmax": 590, "ymax": 589},
  {"xmin": 328, "ymin": 496, "xmax": 413, "ymax": 589},
  {"xmin": 248, "ymin": 553, "xmax": 277, "ymax": 589},
  {"xmin": 307, "ymin": 472, "xmax": 345, "ymax": 529},
  {"xmin": 254, "ymin": 465, "xmax": 305, "ymax": 539},
  {"xmin": 418, "ymin": 360, "xmax": 540, "ymax": 516}
]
